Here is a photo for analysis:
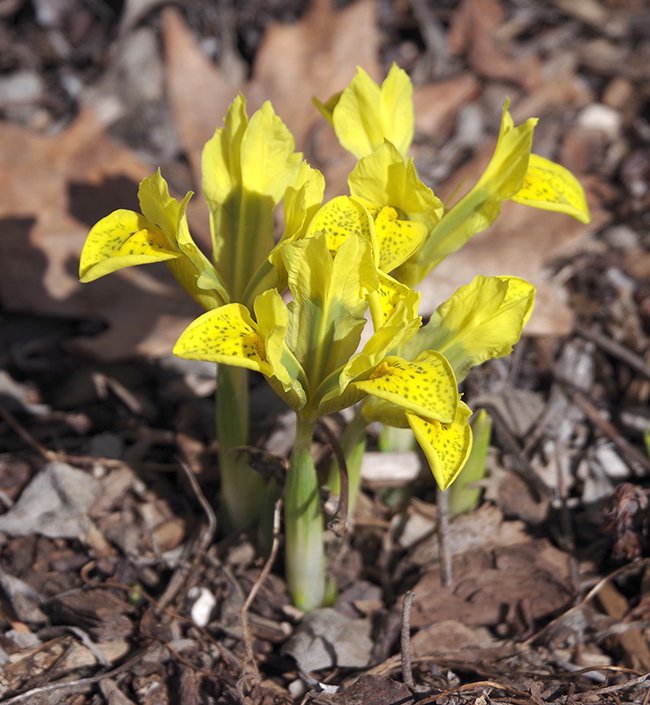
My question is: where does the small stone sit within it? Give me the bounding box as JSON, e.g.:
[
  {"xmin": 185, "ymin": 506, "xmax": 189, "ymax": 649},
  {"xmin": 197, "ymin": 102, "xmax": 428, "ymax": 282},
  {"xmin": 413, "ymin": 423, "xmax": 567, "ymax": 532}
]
[
  {"xmin": 603, "ymin": 225, "xmax": 639, "ymax": 250},
  {"xmin": 0, "ymin": 71, "xmax": 44, "ymax": 106},
  {"xmin": 577, "ymin": 104, "xmax": 622, "ymax": 139}
]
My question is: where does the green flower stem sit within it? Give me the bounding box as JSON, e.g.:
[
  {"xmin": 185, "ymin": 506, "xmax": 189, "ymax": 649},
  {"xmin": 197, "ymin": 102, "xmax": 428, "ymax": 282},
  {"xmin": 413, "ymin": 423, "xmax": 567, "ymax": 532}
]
[
  {"xmin": 326, "ymin": 410, "xmax": 367, "ymax": 515},
  {"xmin": 216, "ymin": 364, "xmax": 264, "ymax": 533},
  {"xmin": 285, "ymin": 416, "xmax": 326, "ymax": 610}
]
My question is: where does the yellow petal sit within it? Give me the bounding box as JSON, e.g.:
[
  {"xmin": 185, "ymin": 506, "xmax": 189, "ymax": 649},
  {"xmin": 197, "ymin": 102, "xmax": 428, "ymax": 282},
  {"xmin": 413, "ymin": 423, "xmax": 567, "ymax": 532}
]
[
  {"xmin": 512, "ymin": 153, "xmax": 591, "ymax": 223},
  {"xmin": 407, "ymin": 401, "xmax": 473, "ymax": 490},
  {"xmin": 306, "ymin": 195, "xmax": 376, "ymax": 255},
  {"xmin": 348, "ymin": 141, "xmax": 442, "ymax": 231},
  {"xmin": 79, "ymin": 209, "xmax": 178, "ymax": 283},
  {"xmin": 352, "ymin": 351, "xmax": 458, "ymax": 424},
  {"xmin": 405, "ymin": 275, "xmax": 535, "ymax": 381},
  {"xmin": 374, "ymin": 205, "xmax": 428, "ymax": 273},
  {"xmin": 333, "ymin": 64, "xmax": 414, "ymax": 159},
  {"xmin": 201, "ymin": 94, "xmax": 247, "ymax": 208},
  {"xmin": 173, "ymin": 304, "xmax": 270, "ymax": 374},
  {"xmin": 254, "ymin": 288, "xmax": 307, "ymax": 409},
  {"xmin": 368, "ymin": 272, "xmax": 420, "ymax": 329},
  {"xmin": 241, "ymin": 101, "xmax": 303, "ymax": 202}
]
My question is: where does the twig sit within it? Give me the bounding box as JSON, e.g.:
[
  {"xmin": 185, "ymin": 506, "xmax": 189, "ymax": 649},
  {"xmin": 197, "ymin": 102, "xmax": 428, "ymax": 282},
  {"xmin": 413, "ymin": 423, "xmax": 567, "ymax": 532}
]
[
  {"xmin": 436, "ymin": 486, "xmax": 453, "ymax": 587},
  {"xmin": 401, "ymin": 590, "xmax": 416, "ymax": 690},
  {"xmin": 157, "ymin": 460, "xmax": 217, "ymax": 610},
  {"xmin": 240, "ymin": 498, "xmax": 283, "ymax": 677},
  {"xmin": 573, "ymin": 671, "xmax": 650, "ymax": 700},
  {"xmin": 317, "ymin": 418, "xmax": 349, "ymax": 537},
  {"xmin": 568, "ymin": 387, "xmax": 650, "ymax": 476},
  {"xmin": 576, "ymin": 324, "xmax": 650, "ymax": 380},
  {"xmin": 0, "ymin": 406, "xmax": 56, "ymax": 461}
]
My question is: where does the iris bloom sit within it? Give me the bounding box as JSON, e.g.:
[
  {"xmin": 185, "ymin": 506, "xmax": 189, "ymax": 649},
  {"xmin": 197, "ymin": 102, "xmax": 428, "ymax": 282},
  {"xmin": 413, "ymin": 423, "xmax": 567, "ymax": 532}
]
[
  {"xmin": 79, "ymin": 95, "xmax": 322, "ymax": 533},
  {"xmin": 317, "ymin": 68, "xmax": 591, "ymax": 287},
  {"xmin": 173, "ymin": 231, "xmax": 471, "ymax": 608}
]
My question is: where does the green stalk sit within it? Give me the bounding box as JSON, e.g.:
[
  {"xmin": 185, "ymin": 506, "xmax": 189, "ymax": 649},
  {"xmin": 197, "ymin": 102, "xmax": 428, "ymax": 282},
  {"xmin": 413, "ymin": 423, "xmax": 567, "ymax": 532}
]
[
  {"xmin": 216, "ymin": 365, "xmax": 265, "ymax": 533},
  {"xmin": 285, "ymin": 416, "xmax": 326, "ymax": 610},
  {"xmin": 326, "ymin": 410, "xmax": 367, "ymax": 515}
]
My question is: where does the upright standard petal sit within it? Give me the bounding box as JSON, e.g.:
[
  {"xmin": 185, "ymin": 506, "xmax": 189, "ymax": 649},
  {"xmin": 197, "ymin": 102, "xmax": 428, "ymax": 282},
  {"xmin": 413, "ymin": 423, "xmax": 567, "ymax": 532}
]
[
  {"xmin": 348, "ymin": 141, "xmax": 442, "ymax": 233},
  {"xmin": 330, "ymin": 64, "xmax": 414, "ymax": 159},
  {"xmin": 405, "ymin": 275, "xmax": 535, "ymax": 381},
  {"xmin": 201, "ymin": 95, "xmax": 303, "ymax": 302}
]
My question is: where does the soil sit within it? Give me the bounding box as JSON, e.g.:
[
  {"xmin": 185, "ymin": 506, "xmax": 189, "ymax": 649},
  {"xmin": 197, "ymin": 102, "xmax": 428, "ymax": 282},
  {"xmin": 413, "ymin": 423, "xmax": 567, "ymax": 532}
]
[{"xmin": 0, "ymin": 1, "xmax": 649, "ymax": 704}]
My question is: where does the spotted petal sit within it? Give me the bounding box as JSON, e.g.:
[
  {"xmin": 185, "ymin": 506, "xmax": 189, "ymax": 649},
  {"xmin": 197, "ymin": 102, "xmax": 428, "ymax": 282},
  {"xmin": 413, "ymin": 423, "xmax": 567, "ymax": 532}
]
[
  {"xmin": 79, "ymin": 209, "xmax": 178, "ymax": 283},
  {"xmin": 407, "ymin": 401, "xmax": 473, "ymax": 490},
  {"xmin": 352, "ymin": 351, "xmax": 458, "ymax": 424},
  {"xmin": 512, "ymin": 153, "xmax": 590, "ymax": 223},
  {"xmin": 173, "ymin": 303, "xmax": 271, "ymax": 375}
]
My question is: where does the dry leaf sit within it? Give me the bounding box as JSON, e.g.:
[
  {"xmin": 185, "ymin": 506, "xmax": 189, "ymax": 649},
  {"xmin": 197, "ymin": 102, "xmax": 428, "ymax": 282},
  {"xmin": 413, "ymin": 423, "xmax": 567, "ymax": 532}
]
[
  {"xmin": 251, "ymin": 0, "xmax": 381, "ymax": 151},
  {"xmin": 162, "ymin": 6, "xmax": 240, "ymax": 188},
  {"xmin": 0, "ymin": 111, "xmax": 202, "ymax": 359},
  {"xmin": 413, "ymin": 73, "xmax": 481, "ymax": 138},
  {"xmin": 449, "ymin": 0, "xmax": 541, "ymax": 90},
  {"xmin": 410, "ymin": 538, "xmax": 573, "ymax": 629}
]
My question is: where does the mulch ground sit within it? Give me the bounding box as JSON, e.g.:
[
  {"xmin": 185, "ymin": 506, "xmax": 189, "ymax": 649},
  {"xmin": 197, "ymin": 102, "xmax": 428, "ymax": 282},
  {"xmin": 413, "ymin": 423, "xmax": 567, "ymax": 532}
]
[{"xmin": 1, "ymin": 1, "xmax": 649, "ymax": 703}]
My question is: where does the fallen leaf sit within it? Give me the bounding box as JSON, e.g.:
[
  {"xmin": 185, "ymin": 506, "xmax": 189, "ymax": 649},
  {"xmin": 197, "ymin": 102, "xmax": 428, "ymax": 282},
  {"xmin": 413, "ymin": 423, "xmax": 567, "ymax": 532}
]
[
  {"xmin": 411, "ymin": 619, "xmax": 506, "ymax": 661},
  {"xmin": 410, "ymin": 539, "xmax": 573, "ymax": 630},
  {"xmin": 162, "ymin": 6, "xmax": 240, "ymax": 188},
  {"xmin": 251, "ymin": 0, "xmax": 381, "ymax": 151},
  {"xmin": 0, "ymin": 461, "xmax": 101, "ymax": 539},
  {"xmin": 322, "ymin": 675, "xmax": 411, "ymax": 704},
  {"xmin": 413, "ymin": 73, "xmax": 481, "ymax": 138},
  {"xmin": 449, "ymin": 0, "xmax": 541, "ymax": 90},
  {"xmin": 0, "ymin": 111, "xmax": 204, "ymax": 358}
]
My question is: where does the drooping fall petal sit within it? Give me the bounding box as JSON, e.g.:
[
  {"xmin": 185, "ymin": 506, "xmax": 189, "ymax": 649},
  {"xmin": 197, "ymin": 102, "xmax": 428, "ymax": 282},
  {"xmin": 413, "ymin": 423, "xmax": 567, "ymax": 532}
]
[
  {"xmin": 352, "ymin": 351, "xmax": 458, "ymax": 424},
  {"xmin": 373, "ymin": 205, "xmax": 428, "ymax": 273},
  {"xmin": 305, "ymin": 195, "xmax": 375, "ymax": 255},
  {"xmin": 79, "ymin": 209, "xmax": 178, "ymax": 282},
  {"xmin": 173, "ymin": 303, "xmax": 271, "ymax": 374},
  {"xmin": 401, "ymin": 103, "xmax": 537, "ymax": 279},
  {"xmin": 407, "ymin": 401, "xmax": 473, "ymax": 490},
  {"xmin": 512, "ymin": 153, "xmax": 590, "ymax": 223}
]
